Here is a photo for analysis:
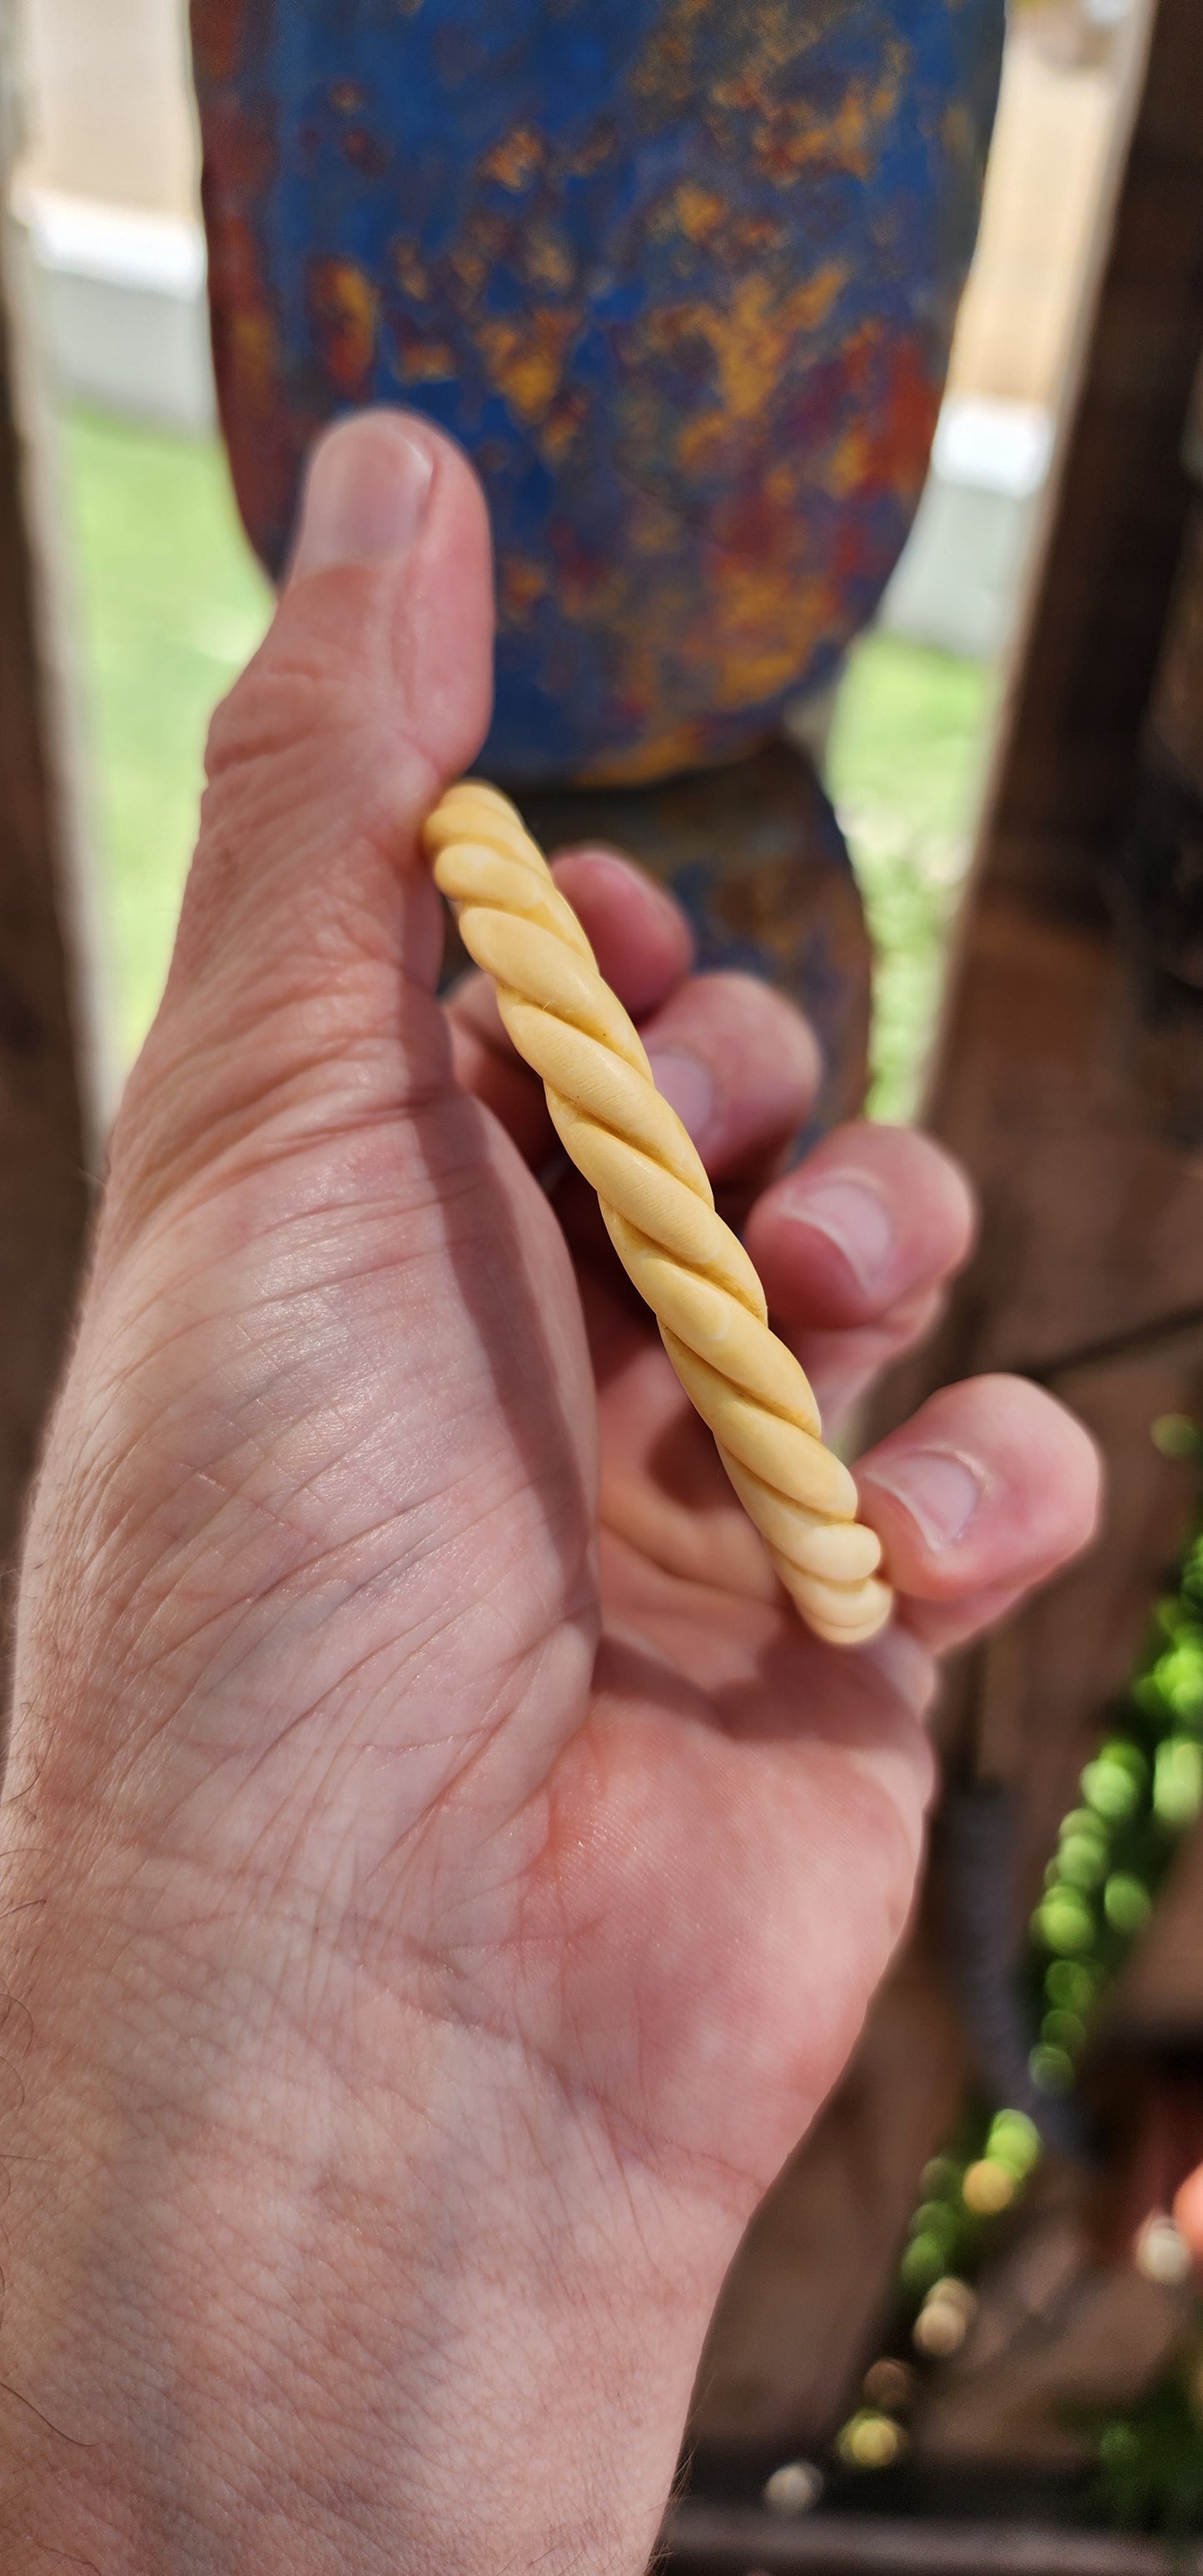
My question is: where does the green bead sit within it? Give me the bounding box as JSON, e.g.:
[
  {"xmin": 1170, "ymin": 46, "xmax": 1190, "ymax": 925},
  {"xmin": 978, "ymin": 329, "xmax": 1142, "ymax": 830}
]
[
  {"xmin": 1029, "ymin": 2042, "xmax": 1074, "ymax": 2094},
  {"xmin": 1045, "ymin": 1958, "xmax": 1098, "ymax": 2013},
  {"xmin": 1034, "ymin": 1889, "xmax": 1094, "ymax": 1953},
  {"xmin": 1103, "ymin": 1872, "xmax": 1152, "ymax": 1935},
  {"xmin": 899, "ymin": 2234, "xmax": 947, "ymax": 2292},
  {"xmin": 1151, "ymin": 1415, "xmax": 1201, "ymax": 1459},
  {"xmin": 1081, "ymin": 1748, "xmax": 1145, "ymax": 1821},
  {"xmin": 986, "ymin": 2109, "xmax": 1041, "ymax": 2176},
  {"xmin": 1041, "ymin": 2008, "xmax": 1086, "ymax": 2054},
  {"xmin": 1153, "ymin": 1737, "xmax": 1203, "ymax": 1830},
  {"xmin": 1057, "ymin": 1833, "xmax": 1108, "ymax": 1890}
]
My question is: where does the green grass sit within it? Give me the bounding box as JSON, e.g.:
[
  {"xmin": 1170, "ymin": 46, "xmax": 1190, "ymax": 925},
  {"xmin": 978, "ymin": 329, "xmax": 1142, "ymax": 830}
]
[
  {"xmin": 828, "ymin": 632, "xmax": 997, "ymax": 1119},
  {"xmin": 61, "ymin": 405, "xmax": 995, "ymax": 1108},
  {"xmin": 63, "ymin": 408, "xmax": 271, "ymax": 1057}
]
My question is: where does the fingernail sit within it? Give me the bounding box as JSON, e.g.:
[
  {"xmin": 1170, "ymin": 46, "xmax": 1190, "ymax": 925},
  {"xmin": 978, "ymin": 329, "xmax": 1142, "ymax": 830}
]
[
  {"xmin": 289, "ymin": 416, "xmax": 435, "ymax": 582},
  {"xmin": 866, "ymin": 1450, "xmax": 982, "ymax": 1551},
  {"xmin": 784, "ymin": 1175, "xmax": 894, "ymax": 1293},
  {"xmin": 646, "ymin": 1047, "xmax": 715, "ymax": 1148}
]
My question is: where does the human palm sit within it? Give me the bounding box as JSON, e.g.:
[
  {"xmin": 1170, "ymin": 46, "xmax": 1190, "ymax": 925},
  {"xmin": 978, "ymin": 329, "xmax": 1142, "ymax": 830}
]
[{"xmin": 1, "ymin": 415, "xmax": 1098, "ymax": 2575}]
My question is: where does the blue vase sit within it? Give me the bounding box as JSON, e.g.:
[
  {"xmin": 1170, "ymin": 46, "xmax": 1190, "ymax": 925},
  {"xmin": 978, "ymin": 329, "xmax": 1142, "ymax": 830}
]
[{"xmin": 193, "ymin": 0, "xmax": 1002, "ymax": 787}]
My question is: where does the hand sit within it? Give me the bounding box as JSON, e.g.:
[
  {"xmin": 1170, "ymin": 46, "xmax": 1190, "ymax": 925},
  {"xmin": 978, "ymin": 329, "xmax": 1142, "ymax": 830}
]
[{"xmin": 0, "ymin": 412, "xmax": 1099, "ymax": 2574}]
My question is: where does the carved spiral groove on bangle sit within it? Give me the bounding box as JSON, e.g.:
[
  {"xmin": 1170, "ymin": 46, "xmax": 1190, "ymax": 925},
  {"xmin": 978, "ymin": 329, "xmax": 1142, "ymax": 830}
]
[{"xmin": 423, "ymin": 781, "xmax": 893, "ymax": 1648}]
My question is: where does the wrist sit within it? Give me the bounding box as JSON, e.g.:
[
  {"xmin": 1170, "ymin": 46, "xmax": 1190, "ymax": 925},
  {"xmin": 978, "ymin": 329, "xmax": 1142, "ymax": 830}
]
[{"xmin": 0, "ymin": 1828, "xmax": 728, "ymax": 2575}]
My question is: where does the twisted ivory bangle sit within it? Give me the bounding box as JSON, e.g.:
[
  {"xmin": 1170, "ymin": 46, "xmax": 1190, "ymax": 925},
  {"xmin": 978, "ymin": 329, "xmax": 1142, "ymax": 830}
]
[{"xmin": 423, "ymin": 781, "xmax": 893, "ymax": 1648}]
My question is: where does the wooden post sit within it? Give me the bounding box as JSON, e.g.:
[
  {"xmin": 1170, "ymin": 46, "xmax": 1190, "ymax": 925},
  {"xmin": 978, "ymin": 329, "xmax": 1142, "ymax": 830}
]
[
  {"xmin": 664, "ymin": 2504, "xmax": 1203, "ymax": 2574},
  {"xmin": 693, "ymin": 0, "xmax": 1203, "ymax": 2468},
  {"xmin": 878, "ymin": 0, "xmax": 1203, "ymax": 1951},
  {"xmin": 0, "ymin": 26, "xmax": 96, "ymax": 1662}
]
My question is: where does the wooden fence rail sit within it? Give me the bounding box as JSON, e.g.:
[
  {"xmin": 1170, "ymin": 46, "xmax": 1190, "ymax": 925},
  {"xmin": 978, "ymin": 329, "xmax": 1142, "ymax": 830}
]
[{"xmin": 665, "ymin": 2506, "xmax": 1202, "ymax": 2575}]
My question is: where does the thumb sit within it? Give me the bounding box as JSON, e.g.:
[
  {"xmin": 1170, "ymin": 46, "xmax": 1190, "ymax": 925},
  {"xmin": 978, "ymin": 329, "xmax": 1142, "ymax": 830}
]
[{"xmin": 112, "ymin": 410, "xmax": 493, "ymax": 1206}]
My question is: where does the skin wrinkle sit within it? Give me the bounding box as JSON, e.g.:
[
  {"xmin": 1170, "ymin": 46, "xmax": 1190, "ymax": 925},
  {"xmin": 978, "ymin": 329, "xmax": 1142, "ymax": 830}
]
[
  {"xmin": 87, "ymin": 1749, "xmax": 833, "ymax": 2225},
  {"xmin": 146, "ymin": 909, "xmax": 424, "ymax": 1049},
  {"xmin": 107, "ymin": 1037, "xmax": 450, "ymax": 1250},
  {"xmin": 364, "ymin": 1621, "xmax": 597, "ymax": 1894},
  {"xmin": 7, "ymin": 1854, "xmax": 798, "ymax": 2555},
  {"xmin": 39, "ymin": 1410, "xmax": 599, "ymax": 1906},
  {"xmin": 53, "ymin": 1937, "xmax": 726, "ymax": 2473},
  {"xmin": 94, "ymin": 1116, "xmax": 582, "ymax": 1453},
  {"xmin": 118, "ymin": 833, "xmax": 452, "ymax": 1107},
  {"xmin": 204, "ymin": 1612, "xmax": 563, "ymax": 1874},
  {"xmin": 126, "ymin": 1481, "xmax": 531, "ymax": 1703},
  {"xmin": 201, "ymin": 623, "xmax": 441, "ymax": 807},
  {"xmin": 117, "ymin": 1376, "xmax": 550, "ymax": 1619},
  {"xmin": 380, "ymin": 1965, "xmax": 754, "ymax": 2243},
  {"xmin": 52, "ymin": 1562, "xmax": 571, "ymax": 1890},
  {"xmin": 178, "ymin": 873, "xmax": 403, "ymax": 1016},
  {"xmin": 80, "ymin": 1276, "xmax": 424, "ymax": 1505},
  {"xmin": 64, "ymin": 1216, "xmax": 584, "ymax": 1679},
  {"xmin": 142, "ymin": 1435, "xmax": 587, "ymax": 1712}
]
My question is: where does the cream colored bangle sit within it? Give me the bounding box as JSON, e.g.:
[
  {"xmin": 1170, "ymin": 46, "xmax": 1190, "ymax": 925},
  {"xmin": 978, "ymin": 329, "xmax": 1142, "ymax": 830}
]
[{"xmin": 423, "ymin": 780, "xmax": 893, "ymax": 1649}]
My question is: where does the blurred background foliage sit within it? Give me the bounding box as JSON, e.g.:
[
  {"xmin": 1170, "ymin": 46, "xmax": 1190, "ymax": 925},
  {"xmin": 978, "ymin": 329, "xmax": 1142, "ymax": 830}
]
[{"xmin": 832, "ymin": 1428, "xmax": 1203, "ymax": 2525}]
